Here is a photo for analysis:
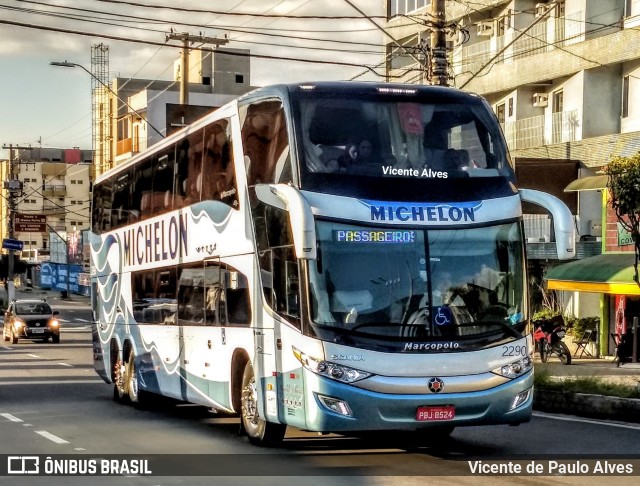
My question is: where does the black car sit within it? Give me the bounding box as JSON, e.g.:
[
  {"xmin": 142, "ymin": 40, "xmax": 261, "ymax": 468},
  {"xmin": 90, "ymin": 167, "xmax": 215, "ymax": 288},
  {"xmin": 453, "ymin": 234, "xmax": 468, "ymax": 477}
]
[{"xmin": 3, "ymin": 299, "xmax": 61, "ymax": 344}]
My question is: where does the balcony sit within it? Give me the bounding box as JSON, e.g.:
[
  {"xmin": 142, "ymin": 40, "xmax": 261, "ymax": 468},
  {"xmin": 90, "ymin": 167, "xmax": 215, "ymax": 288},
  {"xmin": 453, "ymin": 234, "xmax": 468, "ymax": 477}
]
[
  {"xmin": 41, "ymin": 162, "xmax": 67, "ymax": 178},
  {"xmin": 116, "ymin": 137, "xmax": 134, "ymax": 156},
  {"xmin": 527, "ymin": 240, "xmax": 602, "ymax": 260},
  {"xmin": 455, "ymin": 12, "xmax": 584, "ymax": 78},
  {"xmin": 501, "ymin": 110, "xmax": 579, "ymax": 150},
  {"xmin": 524, "ymin": 214, "xmax": 601, "ymax": 260},
  {"xmin": 42, "ymin": 184, "xmax": 67, "ymax": 197},
  {"xmin": 42, "ymin": 201, "xmax": 66, "ymax": 215}
]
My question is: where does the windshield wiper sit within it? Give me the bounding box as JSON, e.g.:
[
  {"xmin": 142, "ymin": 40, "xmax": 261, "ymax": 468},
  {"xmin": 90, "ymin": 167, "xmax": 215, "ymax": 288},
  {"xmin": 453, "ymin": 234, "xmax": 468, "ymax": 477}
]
[{"xmin": 458, "ymin": 320, "xmax": 522, "ymax": 339}]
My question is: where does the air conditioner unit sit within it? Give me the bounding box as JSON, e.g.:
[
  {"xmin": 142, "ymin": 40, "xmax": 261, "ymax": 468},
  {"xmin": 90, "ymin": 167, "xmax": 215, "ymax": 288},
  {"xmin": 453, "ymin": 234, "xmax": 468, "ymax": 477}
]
[
  {"xmin": 533, "ymin": 92, "xmax": 548, "ymax": 107},
  {"xmin": 535, "ymin": 3, "xmax": 548, "ymax": 18},
  {"xmin": 477, "ymin": 21, "xmax": 494, "ymax": 36}
]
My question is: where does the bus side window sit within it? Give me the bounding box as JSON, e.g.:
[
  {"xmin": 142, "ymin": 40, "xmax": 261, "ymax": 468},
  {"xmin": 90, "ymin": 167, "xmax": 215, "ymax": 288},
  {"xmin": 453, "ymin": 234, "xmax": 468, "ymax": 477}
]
[
  {"xmin": 271, "ymin": 247, "xmax": 301, "ymax": 329},
  {"xmin": 226, "ymin": 271, "xmax": 251, "ymax": 325},
  {"xmin": 177, "ymin": 267, "xmax": 205, "ymax": 326},
  {"xmin": 242, "ymin": 100, "xmax": 290, "ymax": 187},
  {"xmin": 150, "ymin": 148, "xmax": 176, "ymax": 215},
  {"xmin": 202, "ymin": 118, "xmax": 239, "ymax": 208},
  {"xmin": 176, "ymin": 130, "xmax": 205, "ymax": 207}
]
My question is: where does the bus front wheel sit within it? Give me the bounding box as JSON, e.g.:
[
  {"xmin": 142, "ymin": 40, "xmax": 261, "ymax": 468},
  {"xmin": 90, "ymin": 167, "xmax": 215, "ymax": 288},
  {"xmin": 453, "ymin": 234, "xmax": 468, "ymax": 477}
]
[{"xmin": 240, "ymin": 362, "xmax": 286, "ymax": 446}]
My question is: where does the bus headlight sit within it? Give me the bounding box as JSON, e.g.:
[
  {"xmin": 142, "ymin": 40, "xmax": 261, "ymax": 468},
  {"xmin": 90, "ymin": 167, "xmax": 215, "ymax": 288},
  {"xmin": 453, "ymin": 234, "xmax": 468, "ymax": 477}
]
[
  {"xmin": 292, "ymin": 347, "xmax": 372, "ymax": 384},
  {"xmin": 493, "ymin": 355, "xmax": 533, "ymax": 379}
]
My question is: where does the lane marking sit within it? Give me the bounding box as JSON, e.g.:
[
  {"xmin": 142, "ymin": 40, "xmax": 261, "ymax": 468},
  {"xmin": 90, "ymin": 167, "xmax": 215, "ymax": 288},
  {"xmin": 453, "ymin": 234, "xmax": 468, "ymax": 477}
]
[
  {"xmin": 58, "ymin": 362, "xmax": 73, "ymax": 367},
  {"xmin": 35, "ymin": 430, "xmax": 69, "ymax": 444},
  {"xmin": 27, "ymin": 354, "xmax": 39, "ymax": 358},
  {"xmin": 533, "ymin": 411, "xmax": 640, "ymax": 430},
  {"xmin": 0, "ymin": 380, "xmax": 104, "ymax": 386},
  {"xmin": 0, "ymin": 413, "xmax": 23, "ymax": 423},
  {"xmin": 75, "ymin": 319, "xmax": 90, "ymax": 323}
]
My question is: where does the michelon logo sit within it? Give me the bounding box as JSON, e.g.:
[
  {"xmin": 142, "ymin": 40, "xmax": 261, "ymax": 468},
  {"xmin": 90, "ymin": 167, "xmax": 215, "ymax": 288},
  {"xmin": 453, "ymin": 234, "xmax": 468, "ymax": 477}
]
[{"xmin": 364, "ymin": 200, "xmax": 482, "ymax": 223}]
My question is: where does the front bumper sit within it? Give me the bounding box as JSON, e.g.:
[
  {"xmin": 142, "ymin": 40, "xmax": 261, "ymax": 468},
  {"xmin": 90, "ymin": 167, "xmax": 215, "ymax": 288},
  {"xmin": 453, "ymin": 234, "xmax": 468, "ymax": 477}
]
[
  {"xmin": 301, "ymin": 369, "xmax": 533, "ymax": 433},
  {"xmin": 18, "ymin": 327, "xmax": 59, "ymax": 339}
]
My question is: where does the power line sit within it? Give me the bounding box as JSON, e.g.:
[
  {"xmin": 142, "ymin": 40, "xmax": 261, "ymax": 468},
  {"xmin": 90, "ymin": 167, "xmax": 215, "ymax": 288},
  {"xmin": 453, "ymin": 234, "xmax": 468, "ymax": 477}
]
[
  {"xmin": 87, "ymin": 0, "xmax": 388, "ymax": 20},
  {"xmin": 0, "ymin": 18, "xmax": 396, "ymax": 78},
  {"xmin": 5, "ymin": 2, "xmax": 390, "ymax": 50}
]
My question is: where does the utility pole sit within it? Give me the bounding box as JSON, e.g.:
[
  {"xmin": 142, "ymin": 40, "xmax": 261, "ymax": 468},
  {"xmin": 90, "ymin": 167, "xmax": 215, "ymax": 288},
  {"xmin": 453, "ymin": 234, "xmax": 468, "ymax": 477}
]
[
  {"xmin": 165, "ymin": 32, "xmax": 229, "ymax": 105},
  {"xmin": 430, "ymin": 0, "xmax": 449, "ymax": 86},
  {"xmin": 2, "ymin": 144, "xmax": 32, "ymax": 303}
]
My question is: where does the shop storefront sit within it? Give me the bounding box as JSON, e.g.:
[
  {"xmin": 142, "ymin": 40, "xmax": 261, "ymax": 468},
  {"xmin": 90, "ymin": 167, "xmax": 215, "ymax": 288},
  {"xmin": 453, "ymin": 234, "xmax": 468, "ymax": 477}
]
[{"xmin": 546, "ymin": 252, "xmax": 640, "ymax": 358}]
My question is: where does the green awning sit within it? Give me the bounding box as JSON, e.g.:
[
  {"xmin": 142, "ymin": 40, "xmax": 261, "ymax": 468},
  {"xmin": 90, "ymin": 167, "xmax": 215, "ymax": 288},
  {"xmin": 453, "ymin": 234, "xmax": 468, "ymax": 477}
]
[
  {"xmin": 546, "ymin": 252, "xmax": 640, "ymax": 295},
  {"xmin": 564, "ymin": 175, "xmax": 608, "ymax": 192}
]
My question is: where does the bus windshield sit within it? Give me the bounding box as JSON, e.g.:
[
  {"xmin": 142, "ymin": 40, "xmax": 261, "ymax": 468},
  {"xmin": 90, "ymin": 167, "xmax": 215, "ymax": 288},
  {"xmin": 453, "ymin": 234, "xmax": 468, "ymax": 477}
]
[
  {"xmin": 308, "ymin": 221, "xmax": 526, "ymax": 343},
  {"xmin": 295, "ymin": 91, "xmax": 511, "ymax": 179}
]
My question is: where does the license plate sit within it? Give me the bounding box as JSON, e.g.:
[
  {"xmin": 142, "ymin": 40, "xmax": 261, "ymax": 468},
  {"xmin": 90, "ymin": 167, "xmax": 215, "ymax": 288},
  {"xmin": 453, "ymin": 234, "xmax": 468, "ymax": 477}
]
[
  {"xmin": 416, "ymin": 405, "xmax": 455, "ymax": 421},
  {"xmin": 30, "ymin": 328, "xmax": 45, "ymax": 334},
  {"xmin": 556, "ymin": 331, "xmax": 565, "ymax": 338}
]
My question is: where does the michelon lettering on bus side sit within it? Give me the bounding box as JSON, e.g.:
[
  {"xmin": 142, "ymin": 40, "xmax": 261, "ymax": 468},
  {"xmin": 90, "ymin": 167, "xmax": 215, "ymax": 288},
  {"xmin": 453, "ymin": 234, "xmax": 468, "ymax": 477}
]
[{"xmin": 90, "ymin": 81, "xmax": 574, "ymax": 446}]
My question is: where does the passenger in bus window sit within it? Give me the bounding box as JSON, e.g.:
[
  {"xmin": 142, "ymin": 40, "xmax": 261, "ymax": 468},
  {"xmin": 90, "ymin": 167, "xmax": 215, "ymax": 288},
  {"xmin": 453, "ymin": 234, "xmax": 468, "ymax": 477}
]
[
  {"xmin": 337, "ymin": 138, "xmax": 382, "ymax": 174},
  {"xmin": 423, "ymin": 128, "xmax": 448, "ymax": 170},
  {"xmin": 442, "ymin": 149, "xmax": 473, "ymax": 172}
]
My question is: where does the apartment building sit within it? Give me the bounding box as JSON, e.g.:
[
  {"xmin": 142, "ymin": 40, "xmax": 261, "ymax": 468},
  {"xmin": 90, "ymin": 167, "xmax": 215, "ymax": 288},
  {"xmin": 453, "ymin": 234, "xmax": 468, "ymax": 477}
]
[
  {"xmin": 0, "ymin": 147, "xmax": 92, "ymax": 262},
  {"xmin": 97, "ymin": 48, "xmax": 255, "ymax": 178},
  {"xmin": 385, "ymin": 0, "xmax": 640, "ymax": 353}
]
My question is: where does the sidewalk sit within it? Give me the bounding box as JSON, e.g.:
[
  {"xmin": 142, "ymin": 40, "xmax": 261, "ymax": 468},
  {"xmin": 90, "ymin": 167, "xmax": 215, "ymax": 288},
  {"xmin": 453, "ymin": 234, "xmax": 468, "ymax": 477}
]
[
  {"xmin": 536, "ymin": 356, "xmax": 640, "ymax": 387},
  {"xmin": 534, "ymin": 355, "xmax": 640, "ymax": 423}
]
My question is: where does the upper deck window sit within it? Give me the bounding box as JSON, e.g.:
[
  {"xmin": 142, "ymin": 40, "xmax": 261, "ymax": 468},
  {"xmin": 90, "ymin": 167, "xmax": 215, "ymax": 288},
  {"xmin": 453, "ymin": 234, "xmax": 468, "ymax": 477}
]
[{"xmin": 296, "ymin": 93, "xmax": 512, "ymax": 182}]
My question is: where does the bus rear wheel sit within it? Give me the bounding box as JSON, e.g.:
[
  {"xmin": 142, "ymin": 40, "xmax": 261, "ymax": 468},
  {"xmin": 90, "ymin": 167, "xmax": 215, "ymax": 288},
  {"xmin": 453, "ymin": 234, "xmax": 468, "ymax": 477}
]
[
  {"xmin": 240, "ymin": 362, "xmax": 285, "ymax": 446},
  {"xmin": 113, "ymin": 355, "xmax": 127, "ymax": 402},
  {"xmin": 125, "ymin": 351, "xmax": 149, "ymax": 408}
]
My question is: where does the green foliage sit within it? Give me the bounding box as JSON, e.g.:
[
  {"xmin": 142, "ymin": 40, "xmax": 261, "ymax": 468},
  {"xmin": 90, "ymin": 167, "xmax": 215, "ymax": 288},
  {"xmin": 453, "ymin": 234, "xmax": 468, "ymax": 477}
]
[
  {"xmin": 605, "ymin": 154, "xmax": 640, "ymax": 284},
  {"xmin": 535, "ymin": 368, "xmax": 640, "ymax": 399},
  {"xmin": 605, "ymin": 154, "xmax": 640, "ymax": 225},
  {"xmin": 531, "ymin": 309, "xmax": 600, "ymax": 339},
  {"xmin": 570, "ymin": 316, "xmax": 599, "ymax": 340}
]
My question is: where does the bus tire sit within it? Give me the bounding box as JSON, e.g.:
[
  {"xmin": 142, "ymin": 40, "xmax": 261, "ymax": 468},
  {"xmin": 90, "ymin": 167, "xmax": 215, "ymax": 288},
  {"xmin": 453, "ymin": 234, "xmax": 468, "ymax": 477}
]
[
  {"xmin": 113, "ymin": 354, "xmax": 127, "ymax": 403},
  {"xmin": 240, "ymin": 362, "xmax": 286, "ymax": 447},
  {"xmin": 125, "ymin": 351, "xmax": 149, "ymax": 408}
]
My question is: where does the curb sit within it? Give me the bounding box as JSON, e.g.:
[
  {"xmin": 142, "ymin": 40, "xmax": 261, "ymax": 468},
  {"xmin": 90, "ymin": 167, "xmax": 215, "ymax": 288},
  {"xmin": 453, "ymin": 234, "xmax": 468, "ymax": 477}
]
[{"xmin": 534, "ymin": 390, "xmax": 640, "ymax": 424}]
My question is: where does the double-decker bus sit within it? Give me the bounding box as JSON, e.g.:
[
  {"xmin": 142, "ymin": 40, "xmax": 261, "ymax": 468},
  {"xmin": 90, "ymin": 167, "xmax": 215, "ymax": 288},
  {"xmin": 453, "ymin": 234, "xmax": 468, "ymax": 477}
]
[{"xmin": 90, "ymin": 82, "xmax": 574, "ymax": 446}]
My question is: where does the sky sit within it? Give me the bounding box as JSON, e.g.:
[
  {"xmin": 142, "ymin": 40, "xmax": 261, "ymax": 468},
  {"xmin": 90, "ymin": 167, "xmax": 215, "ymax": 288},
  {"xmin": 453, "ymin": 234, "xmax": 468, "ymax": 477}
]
[{"xmin": 0, "ymin": 0, "xmax": 387, "ymax": 157}]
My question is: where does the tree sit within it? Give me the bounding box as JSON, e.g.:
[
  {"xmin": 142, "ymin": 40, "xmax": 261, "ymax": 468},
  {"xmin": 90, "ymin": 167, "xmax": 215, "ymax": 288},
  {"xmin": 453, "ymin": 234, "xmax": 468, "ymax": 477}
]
[{"xmin": 605, "ymin": 153, "xmax": 640, "ymax": 284}]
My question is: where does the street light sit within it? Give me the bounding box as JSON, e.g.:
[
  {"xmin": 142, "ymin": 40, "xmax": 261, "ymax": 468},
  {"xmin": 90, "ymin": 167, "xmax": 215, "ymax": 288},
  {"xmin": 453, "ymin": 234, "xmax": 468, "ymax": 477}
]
[{"xmin": 49, "ymin": 61, "xmax": 165, "ymax": 139}]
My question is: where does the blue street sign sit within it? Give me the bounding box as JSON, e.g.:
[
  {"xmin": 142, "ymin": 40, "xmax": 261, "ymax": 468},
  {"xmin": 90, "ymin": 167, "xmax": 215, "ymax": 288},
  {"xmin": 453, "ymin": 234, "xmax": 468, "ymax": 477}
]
[{"xmin": 2, "ymin": 238, "xmax": 24, "ymax": 251}]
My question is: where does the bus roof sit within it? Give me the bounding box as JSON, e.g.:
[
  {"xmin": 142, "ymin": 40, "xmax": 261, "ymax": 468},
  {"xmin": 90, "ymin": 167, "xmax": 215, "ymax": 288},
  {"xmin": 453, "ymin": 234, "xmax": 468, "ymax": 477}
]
[
  {"xmin": 95, "ymin": 81, "xmax": 485, "ymax": 184},
  {"xmin": 237, "ymin": 81, "xmax": 483, "ymax": 104}
]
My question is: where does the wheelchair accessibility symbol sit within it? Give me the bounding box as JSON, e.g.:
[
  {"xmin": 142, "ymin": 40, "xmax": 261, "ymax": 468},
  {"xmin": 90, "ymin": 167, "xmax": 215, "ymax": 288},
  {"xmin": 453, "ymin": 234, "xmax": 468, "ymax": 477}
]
[{"xmin": 433, "ymin": 306, "xmax": 452, "ymax": 326}]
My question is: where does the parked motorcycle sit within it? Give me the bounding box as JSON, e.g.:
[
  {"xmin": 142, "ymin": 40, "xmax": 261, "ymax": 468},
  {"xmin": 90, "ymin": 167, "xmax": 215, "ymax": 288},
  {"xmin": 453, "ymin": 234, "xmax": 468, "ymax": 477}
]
[{"xmin": 533, "ymin": 316, "xmax": 572, "ymax": 365}]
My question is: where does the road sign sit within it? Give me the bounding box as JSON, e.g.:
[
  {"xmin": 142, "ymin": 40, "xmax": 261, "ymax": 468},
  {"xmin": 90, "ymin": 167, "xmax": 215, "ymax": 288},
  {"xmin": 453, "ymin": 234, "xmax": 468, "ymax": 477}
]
[
  {"xmin": 14, "ymin": 213, "xmax": 47, "ymax": 233},
  {"xmin": 2, "ymin": 238, "xmax": 24, "ymax": 251}
]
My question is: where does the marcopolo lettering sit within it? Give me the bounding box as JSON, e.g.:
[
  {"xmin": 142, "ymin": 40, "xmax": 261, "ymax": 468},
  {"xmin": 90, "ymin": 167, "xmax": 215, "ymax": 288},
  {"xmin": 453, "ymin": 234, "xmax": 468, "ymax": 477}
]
[
  {"xmin": 122, "ymin": 214, "xmax": 188, "ymax": 267},
  {"xmin": 404, "ymin": 342, "xmax": 460, "ymax": 351},
  {"xmin": 369, "ymin": 203, "xmax": 478, "ymax": 223}
]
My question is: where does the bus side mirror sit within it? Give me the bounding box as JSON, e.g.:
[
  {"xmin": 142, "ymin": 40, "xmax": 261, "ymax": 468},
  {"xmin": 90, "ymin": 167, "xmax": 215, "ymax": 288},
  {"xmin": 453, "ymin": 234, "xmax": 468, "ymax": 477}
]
[{"xmin": 255, "ymin": 183, "xmax": 317, "ymax": 260}]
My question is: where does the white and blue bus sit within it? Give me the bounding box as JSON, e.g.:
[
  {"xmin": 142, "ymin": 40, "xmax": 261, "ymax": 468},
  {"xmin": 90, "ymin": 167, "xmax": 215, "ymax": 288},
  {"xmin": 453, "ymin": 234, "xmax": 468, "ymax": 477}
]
[{"xmin": 90, "ymin": 82, "xmax": 574, "ymax": 446}]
